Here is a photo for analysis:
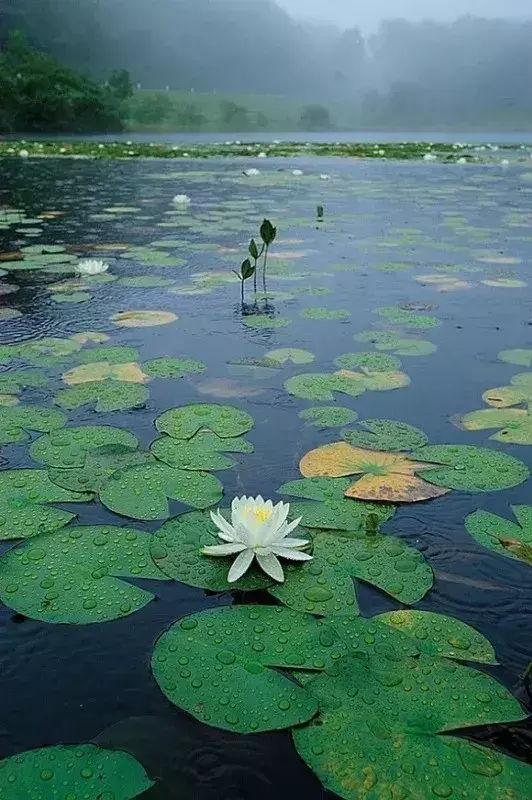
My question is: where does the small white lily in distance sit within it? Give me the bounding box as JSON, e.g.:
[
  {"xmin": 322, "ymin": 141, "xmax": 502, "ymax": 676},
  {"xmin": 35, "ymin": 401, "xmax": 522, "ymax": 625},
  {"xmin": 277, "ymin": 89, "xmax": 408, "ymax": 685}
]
[
  {"xmin": 76, "ymin": 259, "xmax": 109, "ymax": 276},
  {"xmin": 202, "ymin": 495, "xmax": 312, "ymax": 583},
  {"xmin": 172, "ymin": 194, "xmax": 191, "ymax": 206}
]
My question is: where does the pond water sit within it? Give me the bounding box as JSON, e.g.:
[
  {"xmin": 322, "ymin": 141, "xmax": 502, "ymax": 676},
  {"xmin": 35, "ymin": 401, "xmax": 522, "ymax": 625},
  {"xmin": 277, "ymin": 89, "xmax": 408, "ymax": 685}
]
[{"xmin": 1, "ymin": 157, "xmax": 532, "ymax": 799}]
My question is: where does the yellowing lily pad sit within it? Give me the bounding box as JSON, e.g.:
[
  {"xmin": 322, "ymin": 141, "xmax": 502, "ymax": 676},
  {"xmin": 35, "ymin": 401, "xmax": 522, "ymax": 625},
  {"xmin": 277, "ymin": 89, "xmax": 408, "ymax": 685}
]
[
  {"xmin": 62, "ymin": 362, "xmax": 149, "ymax": 385},
  {"xmin": 71, "ymin": 331, "xmax": 110, "ymax": 345},
  {"xmin": 459, "ymin": 408, "xmax": 532, "ymax": 444},
  {"xmin": 111, "ymin": 310, "xmax": 177, "ymax": 327}
]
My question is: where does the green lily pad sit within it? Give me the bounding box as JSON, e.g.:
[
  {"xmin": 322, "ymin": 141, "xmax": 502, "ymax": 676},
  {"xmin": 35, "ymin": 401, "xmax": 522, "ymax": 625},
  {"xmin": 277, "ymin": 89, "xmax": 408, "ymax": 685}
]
[
  {"xmin": 499, "ymin": 348, "xmax": 532, "ymax": 367},
  {"xmin": 76, "ymin": 346, "xmax": 139, "ymax": 365},
  {"xmin": 460, "ymin": 408, "xmax": 532, "ymax": 444},
  {"xmin": 0, "ymin": 337, "xmax": 81, "ymax": 367},
  {"xmin": 374, "ymin": 306, "xmax": 442, "ymax": 329},
  {"xmin": 0, "ymin": 370, "xmax": 47, "ymax": 394},
  {"xmin": 151, "ymin": 431, "xmax": 253, "ymax": 471},
  {"xmin": 49, "ymin": 449, "xmax": 153, "ymax": 493},
  {"xmin": 376, "ymin": 610, "xmax": 497, "ymax": 663},
  {"xmin": 143, "ymin": 357, "xmax": 206, "ymax": 379},
  {"xmin": 354, "ymin": 330, "xmax": 437, "ymax": 356},
  {"xmin": 0, "ymin": 406, "xmax": 67, "ymax": 445},
  {"xmin": 356, "ymin": 369, "xmax": 411, "ymax": 391},
  {"xmin": 0, "ymin": 524, "xmax": 169, "ymax": 623},
  {"xmin": 294, "ymin": 652, "xmax": 529, "ymax": 800},
  {"xmin": 511, "ymin": 372, "xmax": 532, "ymax": 391},
  {"xmin": 342, "ymin": 419, "xmax": 429, "ymax": 452},
  {"xmin": 99, "ymin": 462, "xmax": 223, "ymax": 520},
  {"xmin": 0, "ymin": 469, "xmax": 91, "ymax": 540},
  {"xmin": 151, "ymin": 510, "xmax": 273, "ymax": 591},
  {"xmin": 54, "ymin": 381, "xmax": 150, "ymax": 412},
  {"xmin": 0, "ymin": 743, "xmax": 153, "ymax": 799},
  {"xmin": 284, "ymin": 373, "xmax": 366, "ymax": 401},
  {"xmin": 155, "ymin": 403, "xmax": 254, "ymax": 440},
  {"xmin": 30, "ymin": 426, "xmax": 139, "ymax": 468},
  {"xmin": 299, "ymin": 406, "xmax": 358, "ymax": 428},
  {"xmin": 265, "ymin": 348, "xmax": 315, "ymax": 365},
  {"xmin": 301, "ymin": 307, "xmax": 351, "ymax": 320},
  {"xmin": 151, "ymin": 605, "xmax": 344, "ymax": 733},
  {"xmin": 118, "ymin": 275, "xmax": 176, "ymax": 288},
  {"xmin": 333, "ymin": 352, "xmax": 402, "ymax": 372},
  {"xmin": 411, "ymin": 444, "xmax": 530, "ymax": 492},
  {"xmin": 51, "ymin": 291, "xmax": 91, "ymax": 304},
  {"xmin": 465, "ymin": 506, "xmax": 532, "ymax": 566},
  {"xmin": 242, "ymin": 315, "xmax": 292, "ymax": 329}
]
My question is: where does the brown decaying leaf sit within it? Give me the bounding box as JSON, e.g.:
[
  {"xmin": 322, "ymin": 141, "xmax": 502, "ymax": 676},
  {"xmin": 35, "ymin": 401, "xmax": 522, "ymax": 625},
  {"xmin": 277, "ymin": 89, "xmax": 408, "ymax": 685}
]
[
  {"xmin": 498, "ymin": 537, "xmax": 532, "ymax": 566},
  {"xmin": 0, "ymin": 252, "xmax": 23, "ymax": 262},
  {"xmin": 344, "ymin": 473, "xmax": 449, "ymax": 502},
  {"xmin": 62, "ymin": 362, "xmax": 149, "ymax": 385}
]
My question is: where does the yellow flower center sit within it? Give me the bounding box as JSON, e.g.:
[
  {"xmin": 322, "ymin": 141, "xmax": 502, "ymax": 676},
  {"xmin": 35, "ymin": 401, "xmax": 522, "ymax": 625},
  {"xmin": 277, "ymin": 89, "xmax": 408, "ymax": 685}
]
[{"xmin": 245, "ymin": 506, "xmax": 271, "ymax": 524}]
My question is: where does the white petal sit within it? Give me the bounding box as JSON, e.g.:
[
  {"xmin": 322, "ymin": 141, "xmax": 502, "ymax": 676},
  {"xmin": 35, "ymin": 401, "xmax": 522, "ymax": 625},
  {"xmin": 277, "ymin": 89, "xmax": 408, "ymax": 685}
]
[
  {"xmin": 202, "ymin": 543, "xmax": 247, "ymax": 556},
  {"xmin": 271, "ymin": 547, "xmax": 313, "ymax": 561},
  {"xmin": 276, "ymin": 537, "xmax": 309, "ymax": 549},
  {"xmin": 274, "ymin": 517, "xmax": 303, "ymax": 542},
  {"xmin": 273, "ymin": 501, "xmax": 290, "ymax": 528},
  {"xmin": 227, "ymin": 549, "xmax": 255, "ymax": 582},
  {"xmin": 256, "ymin": 552, "xmax": 285, "ymax": 582},
  {"xmin": 210, "ymin": 510, "xmax": 238, "ymax": 542}
]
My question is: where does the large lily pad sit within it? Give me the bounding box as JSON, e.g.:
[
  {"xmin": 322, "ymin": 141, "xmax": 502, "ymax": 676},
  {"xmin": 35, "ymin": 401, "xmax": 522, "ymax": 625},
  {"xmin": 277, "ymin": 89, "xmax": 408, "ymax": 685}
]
[
  {"xmin": 266, "ymin": 348, "xmax": 315, "ymax": 365},
  {"xmin": 333, "ymin": 352, "xmax": 402, "ymax": 372},
  {"xmin": 75, "ymin": 345, "xmax": 139, "ymax": 364},
  {"xmin": 294, "ymin": 651, "xmax": 530, "ymax": 800},
  {"xmin": 499, "ymin": 348, "xmax": 532, "ymax": 367},
  {"xmin": 300, "ymin": 442, "xmax": 449, "ymax": 503},
  {"xmin": 242, "ymin": 314, "xmax": 292, "ymax": 329},
  {"xmin": 0, "ymin": 469, "xmax": 91, "ymax": 540},
  {"xmin": 30, "ymin": 426, "xmax": 139, "ymax": 468},
  {"xmin": 411, "ymin": 444, "xmax": 530, "ymax": 492},
  {"xmin": 62, "ymin": 362, "xmax": 149, "ymax": 385},
  {"xmin": 0, "ymin": 743, "xmax": 153, "ymax": 799},
  {"xmin": 152, "ymin": 605, "xmax": 345, "ymax": 733},
  {"xmin": 284, "ymin": 372, "xmax": 366, "ymax": 401},
  {"xmin": 299, "ymin": 406, "xmax": 358, "ymax": 428},
  {"xmin": 459, "ymin": 408, "xmax": 532, "ymax": 444},
  {"xmin": 374, "ymin": 306, "xmax": 442, "ymax": 328},
  {"xmin": 354, "ymin": 330, "xmax": 438, "ymax": 356},
  {"xmin": 465, "ymin": 506, "xmax": 532, "ymax": 566},
  {"xmin": 301, "ymin": 307, "xmax": 350, "ymax": 320},
  {"xmin": 0, "ymin": 525, "xmax": 169, "ymax": 623},
  {"xmin": 0, "ymin": 406, "xmax": 67, "ymax": 445},
  {"xmin": 341, "ymin": 419, "xmax": 429, "ymax": 452},
  {"xmin": 49, "ymin": 449, "xmax": 153, "ymax": 493},
  {"xmin": 99, "ymin": 462, "xmax": 223, "ymax": 520},
  {"xmin": 155, "ymin": 403, "xmax": 254, "ymax": 439},
  {"xmin": 151, "ymin": 431, "xmax": 253, "ymax": 470},
  {"xmin": 143, "ymin": 357, "xmax": 206, "ymax": 378},
  {"xmin": 111, "ymin": 310, "xmax": 178, "ymax": 327},
  {"xmin": 55, "ymin": 381, "xmax": 150, "ymax": 412},
  {"xmin": 0, "ymin": 370, "xmax": 47, "ymax": 394},
  {"xmin": 118, "ymin": 275, "xmax": 176, "ymax": 288}
]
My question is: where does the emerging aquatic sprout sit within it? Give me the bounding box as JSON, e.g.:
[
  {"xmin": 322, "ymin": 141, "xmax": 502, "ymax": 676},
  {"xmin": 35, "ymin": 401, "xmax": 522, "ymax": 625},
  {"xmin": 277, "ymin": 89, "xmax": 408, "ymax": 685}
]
[
  {"xmin": 317, "ymin": 204, "xmax": 324, "ymax": 221},
  {"xmin": 172, "ymin": 194, "xmax": 191, "ymax": 206},
  {"xmin": 259, "ymin": 218, "xmax": 277, "ymax": 294},
  {"xmin": 76, "ymin": 259, "xmax": 109, "ymax": 276},
  {"xmin": 233, "ymin": 258, "xmax": 255, "ymax": 306},
  {"xmin": 248, "ymin": 237, "xmax": 264, "ymax": 295},
  {"xmin": 202, "ymin": 495, "xmax": 311, "ymax": 582}
]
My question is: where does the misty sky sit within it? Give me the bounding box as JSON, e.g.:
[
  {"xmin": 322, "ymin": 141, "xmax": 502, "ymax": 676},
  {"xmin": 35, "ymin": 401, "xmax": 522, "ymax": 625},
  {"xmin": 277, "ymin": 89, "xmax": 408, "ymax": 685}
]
[{"xmin": 279, "ymin": 0, "xmax": 532, "ymax": 30}]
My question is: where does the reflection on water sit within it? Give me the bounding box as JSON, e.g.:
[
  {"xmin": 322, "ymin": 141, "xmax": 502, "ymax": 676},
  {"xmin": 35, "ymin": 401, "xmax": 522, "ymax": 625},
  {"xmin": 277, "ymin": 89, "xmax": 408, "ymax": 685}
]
[{"xmin": 1, "ymin": 156, "xmax": 532, "ymax": 795}]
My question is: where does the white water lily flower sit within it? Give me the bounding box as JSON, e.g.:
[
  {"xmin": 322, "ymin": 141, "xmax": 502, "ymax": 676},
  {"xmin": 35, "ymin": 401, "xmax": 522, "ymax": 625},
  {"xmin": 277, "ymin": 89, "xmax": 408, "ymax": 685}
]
[
  {"xmin": 319, "ymin": 174, "xmax": 330, "ymax": 180},
  {"xmin": 76, "ymin": 259, "xmax": 109, "ymax": 276},
  {"xmin": 202, "ymin": 495, "xmax": 312, "ymax": 583},
  {"xmin": 18, "ymin": 149, "xmax": 29, "ymax": 158},
  {"xmin": 243, "ymin": 168, "xmax": 260, "ymax": 176},
  {"xmin": 292, "ymin": 169, "xmax": 303, "ymax": 176},
  {"xmin": 172, "ymin": 194, "xmax": 191, "ymax": 205},
  {"xmin": 423, "ymin": 153, "xmax": 437, "ymax": 162},
  {"xmin": 258, "ymin": 151, "xmax": 267, "ymax": 158}
]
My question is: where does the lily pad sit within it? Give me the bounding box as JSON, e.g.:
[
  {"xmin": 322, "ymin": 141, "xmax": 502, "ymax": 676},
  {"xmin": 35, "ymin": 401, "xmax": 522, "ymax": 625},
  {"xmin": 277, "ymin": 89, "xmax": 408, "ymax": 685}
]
[
  {"xmin": 411, "ymin": 444, "xmax": 530, "ymax": 492},
  {"xmin": 301, "ymin": 307, "xmax": 351, "ymax": 320},
  {"xmin": 294, "ymin": 651, "xmax": 529, "ymax": 800},
  {"xmin": 354, "ymin": 330, "xmax": 437, "ymax": 356},
  {"xmin": 338, "ymin": 368, "xmax": 411, "ymax": 392},
  {"xmin": 266, "ymin": 348, "xmax": 315, "ymax": 365},
  {"xmin": 55, "ymin": 381, "xmax": 150, "ymax": 412},
  {"xmin": 118, "ymin": 275, "xmax": 176, "ymax": 288},
  {"xmin": 50, "ymin": 291, "xmax": 91, "ymax": 303},
  {"xmin": 62, "ymin": 362, "xmax": 149, "ymax": 385},
  {"xmin": 376, "ymin": 610, "xmax": 497, "ymax": 663},
  {"xmin": 242, "ymin": 315, "xmax": 292, "ymax": 329},
  {"xmin": 465, "ymin": 505, "xmax": 532, "ymax": 566},
  {"xmin": 151, "ymin": 605, "xmax": 344, "ymax": 733},
  {"xmin": 30, "ymin": 426, "xmax": 139, "ymax": 468},
  {"xmin": 0, "ymin": 743, "xmax": 153, "ymax": 799},
  {"xmin": 333, "ymin": 352, "xmax": 402, "ymax": 372},
  {"xmin": 459, "ymin": 408, "xmax": 532, "ymax": 444},
  {"xmin": 0, "ymin": 370, "xmax": 47, "ymax": 394},
  {"xmin": 374, "ymin": 306, "xmax": 442, "ymax": 329},
  {"xmin": 111, "ymin": 310, "xmax": 178, "ymax": 327},
  {"xmin": 0, "ymin": 394, "xmax": 19, "ymax": 406},
  {"xmin": 151, "ymin": 431, "xmax": 253, "ymax": 470},
  {"xmin": 143, "ymin": 357, "xmax": 206, "ymax": 379},
  {"xmin": 300, "ymin": 442, "xmax": 449, "ymax": 503},
  {"xmin": 284, "ymin": 373, "xmax": 366, "ymax": 401},
  {"xmin": 71, "ymin": 331, "xmax": 110, "ymax": 345},
  {"xmin": 482, "ymin": 385, "xmax": 532, "ymax": 408},
  {"xmin": 49, "ymin": 449, "xmax": 153, "ymax": 493},
  {"xmin": 341, "ymin": 419, "xmax": 429, "ymax": 452},
  {"xmin": 0, "ymin": 525, "xmax": 169, "ymax": 623},
  {"xmin": 151, "ymin": 510, "xmax": 273, "ymax": 591},
  {"xmin": 499, "ymin": 348, "xmax": 532, "ymax": 367},
  {"xmin": 0, "ymin": 406, "xmax": 67, "ymax": 445},
  {"xmin": 155, "ymin": 403, "xmax": 253, "ymax": 440},
  {"xmin": 99, "ymin": 461, "xmax": 223, "ymax": 519},
  {"xmin": 299, "ymin": 406, "xmax": 358, "ymax": 428},
  {"xmin": 76, "ymin": 346, "xmax": 139, "ymax": 365}
]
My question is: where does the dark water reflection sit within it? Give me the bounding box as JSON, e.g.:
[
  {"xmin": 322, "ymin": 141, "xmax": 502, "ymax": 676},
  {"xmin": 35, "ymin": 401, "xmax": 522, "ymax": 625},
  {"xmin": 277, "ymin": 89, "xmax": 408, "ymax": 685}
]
[{"xmin": 1, "ymin": 156, "xmax": 532, "ymax": 796}]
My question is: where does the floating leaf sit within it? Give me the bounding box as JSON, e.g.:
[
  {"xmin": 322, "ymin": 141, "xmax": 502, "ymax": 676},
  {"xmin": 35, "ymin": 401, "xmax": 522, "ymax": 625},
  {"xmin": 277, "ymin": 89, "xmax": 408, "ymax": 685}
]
[
  {"xmin": 111, "ymin": 310, "xmax": 178, "ymax": 327},
  {"xmin": 62, "ymin": 362, "xmax": 149, "ymax": 385},
  {"xmin": 151, "ymin": 431, "xmax": 253, "ymax": 470},
  {"xmin": 266, "ymin": 348, "xmax": 315, "ymax": 365},
  {"xmin": 152, "ymin": 606, "xmax": 344, "ymax": 733},
  {"xmin": 55, "ymin": 381, "xmax": 149, "ymax": 412},
  {"xmin": 0, "ymin": 370, "xmax": 47, "ymax": 394},
  {"xmin": 482, "ymin": 278, "xmax": 527, "ymax": 288},
  {"xmin": 51, "ymin": 291, "xmax": 91, "ymax": 303},
  {"xmin": 334, "ymin": 352, "xmax": 402, "ymax": 372},
  {"xmin": 411, "ymin": 444, "xmax": 530, "ymax": 492},
  {"xmin": 300, "ymin": 442, "xmax": 449, "ymax": 503},
  {"xmin": 341, "ymin": 419, "xmax": 429, "ymax": 452},
  {"xmin": 301, "ymin": 307, "xmax": 351, "ymax": 320},
  {"xmin": 299, "ymin": 406, "xmax": 358, "ymax": 428},
  {"xmin": 460, "ymin": 408, "xmax": 532, "ymax": 444},
  {"xmin": 151, "ymin": 510, "xmax": 272, "ymax": 591},
  {"xmin": 75, "ymin": 346, "xmax": 139, "ymax": 365},
  {"xmin": 143, "ymin": 357, "xmax": 206, "ymax": 379},
  {"xmin": 376, "ymin": 610, "xmax": 496, "ymax": 663},
  {"xmin": 30, "ymin": 426, "xmax": 138, "ymax": 468},
  {"xmin": 155, "ymin": 403, "xmax": 253, "ymax": 440},
  {"xmin": 49, "ymin": 449, "xmax": 153, "ymax": 493},
  {"xmin": 71, "ymin": 331, "xmax": 110, "ymax": 345},
  {"xmin": 354, "ymin": 330, "xmax": 437, "ymax": 356},
  {"xmin": 0, "ymin": 393, "xmax": 19, "ymax": 406},
  {"xmin": 0, "ymin": 406, "xmax": 67, "ymax": 445},
  {"xmin": 0, "ymin": 743, "xmax": 153, "ymax": 799},
  {"xmin": 0, "ymin": 525, "xmax": 169, "ymax": 623},
  {"xmin": 374, "ymin": 306, "xmax": 442, "ymax": 328},
  {"xmin": 284, "ymin": 372, "xmax": 366, "ymax": 401},
  {"xmin": 465, "ymin": 506, "xmax": 532, "ymax": 566},
  {"xmin": 336, "ymin": 368, "xmax": 411, "ymax": 392},
  {"xmin": 482, "ymin": 384, "xmax": 531, "ymax": 408},
  {"xmin": 294, "ymin": 652, "xmax": 529, "ymax": 800},
  {"xmin": 499, "ymin": 348, "xmax": 532, "ymax": 367},
  {"xmin": 242, "ymin": 315, "xmax": 291, "ymax": 329},
  {"xmin": 118, "ymin": 275, "xmax": 176, "ymax": 288},
  {"xmin": 100, "ymin": 462, "xmax": 223, "ymax": 520}
]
